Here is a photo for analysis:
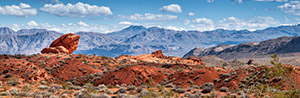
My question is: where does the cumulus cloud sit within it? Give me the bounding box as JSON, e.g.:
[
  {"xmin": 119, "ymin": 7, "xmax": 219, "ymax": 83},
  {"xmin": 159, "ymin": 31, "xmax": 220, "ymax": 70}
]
[
  {"xmin": 185, "ymin": 16, "xmax": 280, "ymax": 31},
  {"xmin": 27, "ymin": 20, "xmax": 39, "ymax": 27},
  {"xmin": 118, "ymin": 13, "xmax": 177, "ymax": 21},
  {"xmin": 188, "ymin": 12, "xmax": 195, "ymax": 16},
  {"xmin": 189, "ymin": 18, "xmax": 215, "ymax": 31},
  {"xmin": 159, "ymin": 4, "xmax": 182, "ymax": 13},
  {"xmin": 77, "ymin": 21, "xmax": 89, "ymax": 26},
  {"xmin": 279, "ymin": 1, "xmax": 300, "ymax": 16},
  {"xmin": 0, "ymin": 3, "xmax": 37, "ymax": 17},
  {"xmin": 232, "ymin": 0, "xmax": 288, "ymax": 3},
  {"xmin": 217, "ymin": 16, "xmax": 279, "ymax": 30},
  {"xmin": 207, "ymin": 0, "xmax": 214, "ymax": 3},
  {"xmin": 40, "ymin": 2, "xmax": 113, "ymax": 17}
]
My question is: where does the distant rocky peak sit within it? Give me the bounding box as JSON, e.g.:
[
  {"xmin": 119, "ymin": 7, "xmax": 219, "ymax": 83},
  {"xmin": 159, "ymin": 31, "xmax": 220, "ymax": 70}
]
[
  {"xmin": 16, "ymin": 29, "xmax": 48, "ymax": 34},
  {"xmin": 0, "ymin": 27, "xmax": 15, "ymax": 34},
  {"xmin": 124, "ymin": 25, "xmax": 147, "ymax": 31}
]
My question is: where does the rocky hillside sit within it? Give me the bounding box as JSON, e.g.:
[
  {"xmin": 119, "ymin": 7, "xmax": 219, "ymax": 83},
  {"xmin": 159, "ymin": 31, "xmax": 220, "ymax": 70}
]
[
  {"xmin": 183, "ymin": 36, "xmax": 300, "ymax": 60},
  {"xmin": 2, "ymin": 24, "xmax": 300, "ymax": 56},
  {"xmin": 0, "ymin": 51, "xmax": 299, "ymax": 98}
]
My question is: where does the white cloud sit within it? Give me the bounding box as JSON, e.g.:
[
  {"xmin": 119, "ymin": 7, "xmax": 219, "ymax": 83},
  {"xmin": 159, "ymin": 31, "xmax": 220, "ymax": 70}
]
[
  {"xmin": 279, "ymin": 1, "xmax": 300, "ymax": 16},
  {"xmin": 188, "ymin": 12, "xmax": 195, "ymax": 16},
  {"xmin": 232, "ymin": 0, "xmax": 243, "ymax": 3},
  {"xmin": 27, "ymin": 20, "xmax": 39, "ymax": 27},
  {"xmin": 42, "ymin": 0, "xmax": 62, "ymax": 4},
  {"xmin": 185, "ymin": 16, "xmax": 280, "ymax": 31},
  {"xmin": 190, "ymin": 18, "xmax": 215, "ymax": 31},
  {"xmin": 217, "ymin": 16, "xmax": 279, "ymax": 30},
  {"xmin": 233, "ymin": 0, "xmax": 288, "ymax": 3},
  {"xmin": 159, "ymin": 4, "xmax": 182, "ymax": 13},
  {"xmin": 19, "ymin": 3, "xmax": 31, "ymax": 8},
  {"xmin": 164, "ymin": 26, "xmax": 185, "ymax": 31},
  {"xmin": 119, "ymin": 21, "xmax": 133, "ymax": 25},
  {"xmin": 40, "ymin": 2, "xmax": 113, "ymax": 18},
  {"xmin": 77, "ymin": 21, "xmax": 89, "ymax": 26},
  {"xmin": 118, "ymin": 13, "xmax": 177, "ymax": 21},
  {"xmin": 207, "ymin": 0, "xmax": 214, "ymax": 3},
  {"xmin": 0, "ymin": 3, "xmax": 37, "ymax": 17}
]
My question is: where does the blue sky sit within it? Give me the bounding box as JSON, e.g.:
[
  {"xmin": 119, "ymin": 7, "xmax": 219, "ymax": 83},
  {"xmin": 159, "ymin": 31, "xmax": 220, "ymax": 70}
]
[{"xmin": 0, "ymin": 0, "xmax": 300, "ymax": 33}]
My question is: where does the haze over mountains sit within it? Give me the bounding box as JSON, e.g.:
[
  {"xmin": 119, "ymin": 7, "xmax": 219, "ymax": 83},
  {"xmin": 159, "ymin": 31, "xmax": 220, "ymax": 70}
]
[{"xmin": 2, "ymin": 24, "xmax": 300, "ymax": 57}]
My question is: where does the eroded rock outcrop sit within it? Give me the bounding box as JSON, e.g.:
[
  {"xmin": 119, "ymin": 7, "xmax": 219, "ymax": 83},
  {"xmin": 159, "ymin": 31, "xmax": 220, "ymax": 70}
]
[
  {"xmin": 41, "ymin": 33, "xmax": 80, "ymax": 54},
  {"xmin": 188, "ymin": 57, "xmax": 205, "ymax": 65},
  {"xmin": 151, "ymin": 50, "xmax": 167, "ymax": 58}
]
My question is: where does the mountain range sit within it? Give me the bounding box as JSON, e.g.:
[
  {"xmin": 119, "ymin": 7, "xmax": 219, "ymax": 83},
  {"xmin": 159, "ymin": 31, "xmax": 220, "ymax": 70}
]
[
  {"xmin": 183, "ymin": 36, "xmax": 300, "ymax": 60},
  {"xmin": 2, "ymin": 24, "xmax": 300, "ymax": 57}
]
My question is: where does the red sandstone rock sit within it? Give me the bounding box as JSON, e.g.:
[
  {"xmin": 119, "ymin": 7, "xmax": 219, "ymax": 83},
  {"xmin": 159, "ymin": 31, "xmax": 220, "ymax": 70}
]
[
  {"xmin": 151, "ymin": 50, "xmax": 167, "ymax": 58},
  {"xmin": 188, "ymin": 56, "xmax": 205, "ymax": 65},
  {"xmin": 41, "ymin": 46, "xmax": 69, "ymax": 54},
  {"xmin": 41, "ymin": 33, "xmax": 80, "ymax": 54}
]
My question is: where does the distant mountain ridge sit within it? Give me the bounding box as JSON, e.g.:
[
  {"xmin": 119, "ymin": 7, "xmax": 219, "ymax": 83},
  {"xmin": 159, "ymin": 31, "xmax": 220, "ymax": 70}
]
[
  {"xmin": 2, "ymin": 24, "xmax": 300, "ymax": 57},
  {"xmin": 183, "ymin": 36, "xmax": 300, "ymax": 60}
]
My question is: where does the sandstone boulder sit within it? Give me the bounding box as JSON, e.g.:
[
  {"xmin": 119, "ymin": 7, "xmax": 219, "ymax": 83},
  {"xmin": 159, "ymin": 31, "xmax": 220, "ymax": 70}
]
[
  {"xmin": 41, "ymin": 33, "xmax": 80, "ymax": 54},
  {"xmin": 41, "ymin": 46, "xmax": 69, "ymax": 54},
  {"xmin": 151, "ymin": 50, "xmax": 166, "ymax": 58}
]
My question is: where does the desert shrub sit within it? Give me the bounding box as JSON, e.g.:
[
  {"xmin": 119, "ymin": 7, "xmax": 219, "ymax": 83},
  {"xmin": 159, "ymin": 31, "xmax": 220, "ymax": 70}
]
[
  {"xmin": 192, "ymin": 85, "xmax": 200, "ymax": 89},
  {"xmin": 201, "ymin": 83, "xmax": 214, "ymax": 93},
  {"xmin": 45, "ymin": 67, "xmax": 52, "ymax": 71},
  {"xmin": 126, "ymin": 85, "xmax": 136, "ymax": 91},
  {"xmin": 175, "ymin": 88, "xmax": 186, "ymax": 94},
  {"xmin": 93, "ymin": 93, "xmax": 111, "ymax": 98},
  {"xmin": 220, "ymin": 87, "xmax": 229, "ymax": 92},
  {"xmin": 156, "ymin": 84, "xmax": 165, "ymax": 92},
  {"xmin": 161, "ymin": 89, "xmax": 175, "ymax": 98},
  {"xmin": 9, "ymin": 88, "xmax": 19, "ymax": 96},
  {"xmin": 37, "ymin": 85, "xmax": 49, "ymax": 90},
  {"xmin": 184, "ymin": 92, "xmax": 192, "ymax": 97},
  {"xmin": 136, "ymin": 87, "xmax": 143, "ymax": 93},
  {"xmin": 138, "ymin": 89, "xmax": 159, "ymax": 98},
  {"xmin": 84, "ymin": 83, "xmax": 97, "ymax": 93},
  {"xmin": 6, "ymin": 76, "xmax": 19, "ymax": 86},
  {"xmin": 165, "ymin": 83, "xmax": 174, "ymax": 88},
  {"xmin": 60, "ymin": 93, "xmax": 68, "ymax": 98},
  {"xmin": 0, "ymin": 92, "xmax": 10, "ymax": 96},
  {"xmin": 114, "ymin": 87, "xmax": 126, "ymax": 94},
  {"xmin": 62, "ymin": 82, "xmax": 73, "ymax": 89},
  {"xmin": 22, "ymin": 84, "xmax": 33, "ymax": 92},
  {"xmin": 248, "ymin": 54, "xmax": 300, "ymax": 97},
  {"xmin": 146, "ymin": 77, "xmax": 156, "ymax": 87},
  {"xmin": 40, "ymin": 80, "xmax": 49, "ymax": 85},
  {"xmin": 188, "ymin": 79, "xmax": 194, "ymax": 85}
]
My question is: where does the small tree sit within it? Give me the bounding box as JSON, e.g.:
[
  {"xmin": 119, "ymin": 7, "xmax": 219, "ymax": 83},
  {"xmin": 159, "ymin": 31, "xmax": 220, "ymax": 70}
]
[{"xmin": 270, "ymin": 54, "xmax": 300, "ymax": 97}]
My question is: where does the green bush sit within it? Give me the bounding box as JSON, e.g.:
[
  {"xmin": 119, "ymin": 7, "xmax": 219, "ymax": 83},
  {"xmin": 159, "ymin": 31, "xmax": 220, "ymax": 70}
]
[
  {"xmin": 248, "ymin": 54, "xmax": 300, "ymax": 97},
  {"xmin": 21, "ymin": 84, "xmax": 33, "ymax": 92}
]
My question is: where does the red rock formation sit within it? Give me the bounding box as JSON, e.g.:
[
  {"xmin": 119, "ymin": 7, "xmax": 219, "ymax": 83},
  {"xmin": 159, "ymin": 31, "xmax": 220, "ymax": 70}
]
[
  {"xmin": 41, "ymin": 46, "xmax": 69, "ymax": 54},
  {"xmin": 188, "ymin": 56, "xmax": 205, "ymax": 65},
  {"xmin": 41, "ymin": 33, "xmax": 80, "ymax": 54},
  {"xmin": 151, "ymin": 50, "xmax": 167, "ymax": 58}
]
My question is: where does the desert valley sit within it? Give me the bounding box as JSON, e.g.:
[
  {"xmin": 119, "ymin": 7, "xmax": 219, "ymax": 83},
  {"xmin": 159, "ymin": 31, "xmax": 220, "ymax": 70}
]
[
  {"xmin": 0, "ymin": 27, "xmax": 300, "ymax": 98},
  {"xmin": 2, "ymin": 0, "xmax": 300, "ymax": 97}
]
